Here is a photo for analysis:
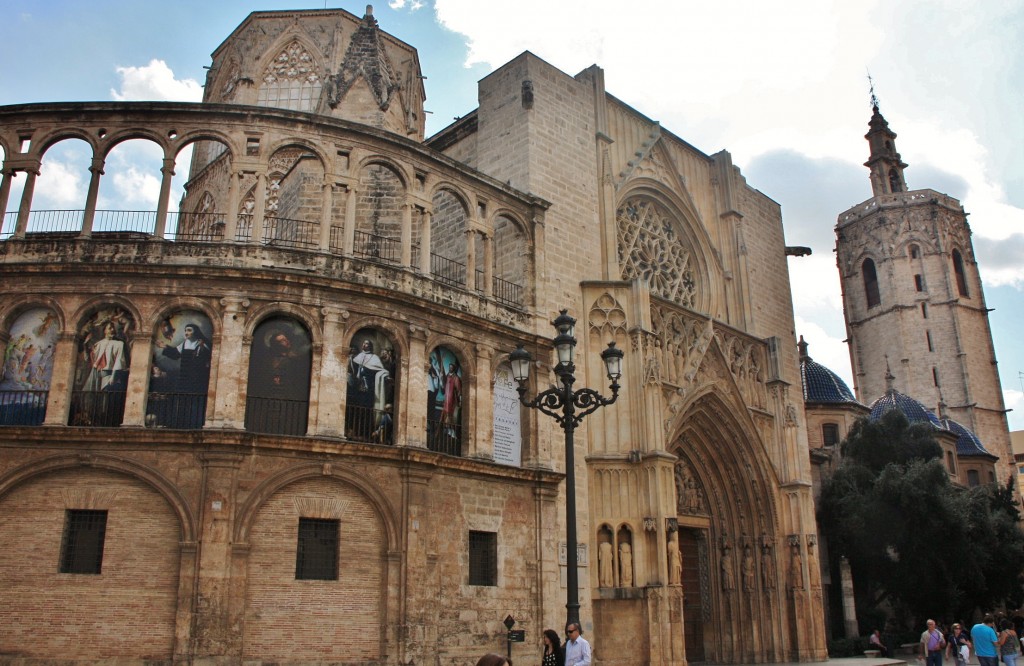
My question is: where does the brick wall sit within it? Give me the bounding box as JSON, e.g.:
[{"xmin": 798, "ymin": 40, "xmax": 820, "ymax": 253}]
[{"xmin": 0, "ymin": 467, "xmax": 180, "ymax": 659}]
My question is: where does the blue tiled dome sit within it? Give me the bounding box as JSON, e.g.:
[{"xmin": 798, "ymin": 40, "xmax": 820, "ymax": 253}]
[
  {"xmin": 940, "ymin": 418, "xmax": 993, "ymax": 457},
  {"xmin": 868, "ymin": 389, "xmax": 944, "ymax": 430},
  {"xmin": 801, "ymin": 357, "xmax": 859, "ymax": 404}
]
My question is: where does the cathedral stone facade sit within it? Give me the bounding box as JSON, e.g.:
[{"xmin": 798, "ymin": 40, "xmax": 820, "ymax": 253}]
[{"xmin": 0, "ymin": 8, "xmax": 827, "ymax": 664}]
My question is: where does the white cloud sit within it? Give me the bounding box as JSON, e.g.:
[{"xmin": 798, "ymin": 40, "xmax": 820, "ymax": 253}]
[
  {"xmin": 110, "ymin": 59, "xmax": 202, "ymax": 102},
  {"xmin": 389, "ymin": 0, "xmax": 424, "ymax": 9},
  {"xmin": 1005, "ymin": 388, "xmax": 1024, "ymax": 431},
  {"xmin": 794, "ymin": 314, "xmax": 854, "ymax": 392},
  {"xmin": 34, "ymin": 159, "xmax": 86, "ymax": 208}
]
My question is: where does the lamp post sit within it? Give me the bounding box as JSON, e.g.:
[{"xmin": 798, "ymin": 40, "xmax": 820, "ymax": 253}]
[{"xmin": 509, "ymin": 309, "xmax": 624, "ymax": 628}]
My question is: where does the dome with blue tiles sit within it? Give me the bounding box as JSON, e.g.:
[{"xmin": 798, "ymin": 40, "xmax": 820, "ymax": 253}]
[
  {"xmin": 940, "ymin": 418, "xmax": 994, "ymax": 457},
  {"xmin": 867, "ymin": 388, "xmax": 944, "ymax": 430},
  {"xmin": 799, "ymin": 337, "xmax": 860, "ymax": 404}
]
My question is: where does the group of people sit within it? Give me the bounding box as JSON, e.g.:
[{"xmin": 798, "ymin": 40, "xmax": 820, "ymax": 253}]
[
  {"xmin": 870, "ymin": 615, "xmax": 1021, "ymax": 666},
  {"xmin": 474, "ymin": 622, "xmax": 592, "ymax": 666}
]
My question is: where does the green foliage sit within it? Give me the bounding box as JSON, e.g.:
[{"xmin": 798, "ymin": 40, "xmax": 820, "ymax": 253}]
[{"xmin": 819, "ymin": 411, "xmax": 1024, "ymax": 623}]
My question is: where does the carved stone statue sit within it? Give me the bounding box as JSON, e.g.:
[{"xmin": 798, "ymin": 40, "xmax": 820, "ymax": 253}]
[
  {"xmin": 788, "ymin": 543, "xmax": 804, "ymax": 590},
  {"xmin": 619, "ymin": 543, "xmax": 634, "ymax": 587},
  {"xmin": 598, "ymin": 541, "xmax": 614, "ymax": 588},
  {"xmin": 742, "ymin": 546, "xmax": 755, "ymax": 591},
  {"xmin": 720, "ymin": 546, "xmax": 735, "ymax": 591},
  {"xmin": 761, "ymin": 544, "xmax": 776, "ymax": 590},
  {"xmin": 668, "ymin": 537, "xmax": 682, "ymax": 586}
]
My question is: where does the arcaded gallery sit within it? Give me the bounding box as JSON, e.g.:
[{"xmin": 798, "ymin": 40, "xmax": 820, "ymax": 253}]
[{"xmin": 0, "ymin": 7, "xmax": 827, "ymax": 665}]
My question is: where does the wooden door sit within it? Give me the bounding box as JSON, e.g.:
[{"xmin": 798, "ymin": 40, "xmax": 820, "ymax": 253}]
[{"xmin": 680, "ymin": 528, "xmax": 706, "ymax": 662}]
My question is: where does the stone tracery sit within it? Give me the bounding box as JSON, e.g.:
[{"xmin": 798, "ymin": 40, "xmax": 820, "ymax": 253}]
[{"xmin": 616, "ymin": 198, "xmax": 698, "ymax": 307}]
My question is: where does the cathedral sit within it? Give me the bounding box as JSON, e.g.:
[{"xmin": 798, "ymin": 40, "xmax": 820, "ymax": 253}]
[{"xmin": 5, "ymin": 6, "xmax": 989, "ymax": 665}]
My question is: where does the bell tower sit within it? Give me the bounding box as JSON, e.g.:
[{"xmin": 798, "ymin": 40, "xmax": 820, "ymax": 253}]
[{"xmin": 834, "ymin": 97, "xmax": 1014, "ymax": 482}]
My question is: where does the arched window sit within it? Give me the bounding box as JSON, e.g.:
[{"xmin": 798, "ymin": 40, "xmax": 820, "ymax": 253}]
[
  {"xmin": 147, "ymin": 310, "xmax": 214, "ymax": 429},
  {"xmin": 862, "ymin": 258, "xmax": 880, "ymax": 308},
  {"xmin": 909, "ymin": 244, "xmax": 920, "ymax": 259},
  {"xmin": 1, "ymin": 307, "xmax": 59, "ymax": 425},
  {"xmin": 256, "ymin": 40, "xmax": 322, "ymax": 112},
  {"xmin": 888, "ymin": 169, "xmax": 902, "ymax": 193},
  {"xmin": 345, "ymin": 328, "xmax": 397, "ymax": 444},
  {"xmin": 245, "ymin": 317, "xmax": 312, "ymax": 436},
  {"xmin": 69, "ymin": 307, "xmax": 134, "ymax": 427},
  {"xmin": 427, "ymin": 345, "xmax": 463, "ymax": 455},
  {"xmin": 952, "ymin": 249, "xmax": 969, "ymax": 297},
  {"xmin": 967, "ymin": 469, "xmax": 980, "ymax": 487}
]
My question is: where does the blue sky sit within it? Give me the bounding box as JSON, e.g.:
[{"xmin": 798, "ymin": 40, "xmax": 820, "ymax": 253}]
[{"xmin": 2, "ymin": 0, "xmax": 1023, "ymax": 430}]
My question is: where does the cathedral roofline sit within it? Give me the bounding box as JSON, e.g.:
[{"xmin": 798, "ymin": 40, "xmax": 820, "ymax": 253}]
[{"xmin": 836, "ymin": 188, "xmax": 965, "ymax": 228}]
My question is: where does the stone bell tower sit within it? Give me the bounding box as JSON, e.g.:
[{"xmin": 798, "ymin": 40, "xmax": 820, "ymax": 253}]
[{"xmin": 834, "ymin": 97, "xmax": 1014, "ymax": 482}]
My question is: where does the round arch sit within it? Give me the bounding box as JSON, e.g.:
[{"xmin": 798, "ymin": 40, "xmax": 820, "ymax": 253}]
[
  {"xmin": 232, "ymin": 461, "xmax": 399, "ymax": 550},
  {"xmin": 28, "ymin": 129, "xmax": 100, "ymax": 159},
  {"xmin": 243, "ymin": 303, "xmax": 323, "ymax": 348},
  {"xmin": 0, "ymin": 452, "xmax": 198, "ymax": 542},
  {"xmin": 0, "ymin": 294, "xmax": 67, "ymax": 335},
  {"xmin": 355, "ymin": 155, "xmax": 412, "ymax": 191}
]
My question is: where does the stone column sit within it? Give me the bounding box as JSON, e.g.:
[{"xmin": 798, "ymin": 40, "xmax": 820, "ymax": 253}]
[
  {"xmin": 208, "ymin": 296, "xmax": 249, "ymax": 429},
  {"xmin": 154, "ymin": 157, "xmax": 175, "ymax": 239},
  {"xmin": 42, "ymin": 332, "xmax": 78, "ymax": 426},
  {"xmin": 193, "ymin": 452, "xmax": 245, "ymax": 658},
  {"xmin": 0, "ymin": 167, "xmax": 15, "ymax": 233},
  {"xmin": 840, "ymin": 556, "xmax": 859, "ymax": 638},
  {"xmin": 401, "ymin": 202, "xmax": 413, "ymax": 267},
  {"xmin": 223, "ymin": 171, "xmax": 241, "ymax": 242},
  {"xmin": 121, "ymin": 332, "xmax": 154, "ymax": 427},
  {"xmin": 482, "ymin": 232, "xmax": 494, "ymax": 298},
  {"xmin": 251, "ymin": 172, "xmax": 267, "ymax": 246},
  {"xmin": 403, "ymin": 324, "xmax": 428, "ymax": 448},
  {"xmin": 343, "ymin": 185, "xmax": 357, "ymax": 255},
  {"xmin": 172, "ymin": 541, "xmax": 198, "ymax": 659},
  {"xmin": 465, "ymin": 229, "xmax": 476, "ymax": 290},
  {"xmin": 79, "ymin": 156, "xmax": 105, "ymax": 238},
  {"xmin": 419, "ymin": 209, "xmax": 432, "ymax": 274},
  {"xmin": 318, "ymin": 178, "xmax": 334, "ymax": 251},
  {"xmin": 314, "ymin": 306, "xmax": 349, "ymax": 436},
  {"xmin": 13, "ymin": 166, "xmax": 39, "ymax": 239},
  {"xmin": 472, "ymin": 344, "xmax": 494, "ymax": 460}
]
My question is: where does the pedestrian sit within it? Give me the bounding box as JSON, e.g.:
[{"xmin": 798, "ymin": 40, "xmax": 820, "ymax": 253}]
[
  {"xmin": 922, "ymin": 618, "xmax": 947, "ymax": 666},
  {"xmin": 870, "ymin": 628, "xmax": 889, "ymax": 658},
  {"xmin": 947, "ymin": 623, "xmax": 972, "ymax": 666},
  {"xmin": 542, "ymin": 628, "xmax": 565, "ymax": 666},
  {"xmin": 973, "ymin": 614, "xmax": 1001, "ymax": 666},
  {"xmin": 474, "ymin": 654, "xmax": 511, "ymax": 666},
  {"xmin": 998, "ymin": 619, "xmax": 1019, "ymax": 666},
  {"xmin": 564, "ymin": 622, "xmax": 592, "ymax": 666}
]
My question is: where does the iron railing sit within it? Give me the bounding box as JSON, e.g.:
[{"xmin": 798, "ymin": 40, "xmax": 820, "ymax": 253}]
[
  {"xmin": 145, "ymin": 392, "xmax": 207, "ymax": 429},
  {"xmin": 344, "ymin": 403, "xmax": 394, "ymax": 444},
  {"xmin": 68, "ymin": 390, "xmax": 127, "ymax": 427},
  {"xmin": 244, "ymin": 395, "xmax": 308, "ymax": 436},
  {"xmin": 427, "ymin": 415, "xmax": 462, "ymax": 456},
  {"xmin": 354, "ymin": 230, "xmax": 400, "ymax": 264},
  {"xmin": 262, "ymin": 215, "xmax": 319, "ymax": 250},
  {"xmin": 431, "ymin": 253, "xmax": 466, "ymax": 288},
  {"xmin": 0, "ymin": 390, "xmax": 48, "ymax": 426},
  {"xmin": 166, "ymin": 211, "xmax": 226, "ymax": 242}
]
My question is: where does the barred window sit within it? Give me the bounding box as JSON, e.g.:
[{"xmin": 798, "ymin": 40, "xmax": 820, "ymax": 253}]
[
  {"xmin": 295, "ymin": 518, "xmax": 339, "ymax": 581},
  {"xmin": 60, "ymin": 510, "xmax": 108, "ymax": 574},
  {"xmin": 821, "ymin": 423, "xmax": 840, "ymax": 447},
  {"xmin": 469, "ymin": 530, "xmax": 497, "ymax": 586}
]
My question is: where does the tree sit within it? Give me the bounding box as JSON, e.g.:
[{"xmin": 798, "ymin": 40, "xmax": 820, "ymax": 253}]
[{"xmin": 818, "ymin": 410, "xmax": 1024, "ymax": 625}]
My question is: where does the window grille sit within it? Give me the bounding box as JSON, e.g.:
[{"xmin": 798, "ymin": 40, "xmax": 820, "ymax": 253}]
[
  {"xmin": 821, "ymin": 423, "xmax": 840, "ymax": 447},
  {"xmin": 469, "ymin": 530, "xmax": 497, "ymax": 586},
  {"xmin": 60, "ymin": 510, "xmax": 108, "ymax": 574},
  {"xmin": 296, "ymin": 518, "xmax": 339, "ymax": 580}
]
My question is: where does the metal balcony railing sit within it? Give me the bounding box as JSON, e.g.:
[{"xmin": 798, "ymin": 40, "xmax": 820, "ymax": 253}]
[
  {"xmin": 353, "ymin": 230, "xmax": 399, "ymax": 264},
  {"xmin": 244, "ymin": 395, "xmax": 308, "ymax": 436},
  {"xmin": 0, "ymin": 390, "xmax": 48, "ymax": 426},
  {"xmin": 431, "ymin": 253, "xmax": 466, "ymax": 288},
  {"xmin": 68, "ymin": 390, "xmax": 127, "ymax": 427},
  {"xmin": 344, "ymin": 403, "xmax": 394, "ymax": 444},
  {"xmin": 145, "ymin": 392, "xmax": 208, "ymax": 429}
]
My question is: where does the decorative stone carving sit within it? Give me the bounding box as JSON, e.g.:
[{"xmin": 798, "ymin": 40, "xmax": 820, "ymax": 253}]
[
  {"xmin": 742, "ymin": 545, "xmax": 756, "ymax": 591},
  {"xmin": 588, "ymin": 292, "xmax": 628, "ymax": 338},
  {"xmin": 720, "ymin": 545, "xmax": 735, "ymax": 591},
  {"xmin": 619, "ymin": 543, "xmax": 634, "ymax": 587},
  {"xmin": 616, "ymin": 198, "xmax": 698, "ymax": 307},
  {"xmin": 787, "ymin": 537, "xmax": 804, "ymax": 590},
  {"xmin": 598, "ymin": 541, "xmax": 614, "ymax": 588},
  {"xmin": 674, "ymin": 460, "xmax": 705, "ymax": 515},
  {"xmin": 761, "ymin": 534, "xmax": 776, "ymax": 590},
  {"xmin": 668, "ymin": 536, "xmax": 682, "ymax": 586}
]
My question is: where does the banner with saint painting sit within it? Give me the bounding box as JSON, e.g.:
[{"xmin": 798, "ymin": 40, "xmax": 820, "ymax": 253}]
[
  {"xmin": 0, "ymin": 308, "xmax": 60, "ymax": 424},
  {"xmin": 345, "ymin": 327, "xmax": 396, "ymax": 443},
  {"xmin": 69, "ymin": 306, "xmax": 134, "ymax": 427},
  {"xmin": 245, "ymin": 317, "xmax": 311, "ymax": 436},
  {"xmin": 147, "ymin": 310, "xmax": 214, "ymax": 429},
  {"xmin": 427, "ymin": 346, "xmax": 462, "ymax": 455}
]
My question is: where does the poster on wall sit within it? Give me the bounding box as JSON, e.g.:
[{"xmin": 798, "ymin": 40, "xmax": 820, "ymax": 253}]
[
  {"xmin": 492, "ymin": 363, "xmax": 522, "ymax": 466},
  {"xmin": 427, "ymin": 346, "xmax": 462, "ymax": 453},
  {"xmin": 2, "ymin": 308, "xmax": 59, "ymax": 392},
  {"xmin": 147, "ymin": 310, "xmax": 214, "ymax": 428}
]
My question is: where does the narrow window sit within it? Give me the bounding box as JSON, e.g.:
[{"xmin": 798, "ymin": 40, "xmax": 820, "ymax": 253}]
[
  {"xmin": 60, "ymin": 510, "xmax": 108, "ymax": 574},
  {"xmin": 295, "ymin": 518, "xmax": 339, "ymax": 581},
  {"xmin": 926, "ymin": 331, "xmax": 933, "ymax": 352},
  {"xmin": 862, "ymin": 259, "xmax": 880, "ymax": 308},
  {"xmin": 952, "ymin": 250, "xmax": 969, "ymax": 297},
  {"xmin": 909, "ymin": 245, "xmax": 920, "ymax": 259},
  {"xmin": 921, "ymin": 303, "xmax": 928, "ymax": 319},
  {"xmin": 946, "ymin": 451, "xmax": 956, "ymax": 474},
  {"xmin": 967, "ymin": 470, "xmax": 980, "ymax": 487},
  {"xmin": 932, "ymin": 367, "xmax": 940, "ymax": 387},
  {"xmin": 989, "ymin": 471, "xmax": 996, "ymax": 484},
  {"xmin": 888, "ymin": 169, "xmax": 902, "ymax": 193},
  {"xmin": 821, "ymin": 423, "xmax": 840, "ymax": 447},
  {"xmin": 469, "ymin": 530, "xmax": 498, "ymax": 586},
  {"xmin": 914, "ymin": 274, "xmax": 924, "ymax": 292}
]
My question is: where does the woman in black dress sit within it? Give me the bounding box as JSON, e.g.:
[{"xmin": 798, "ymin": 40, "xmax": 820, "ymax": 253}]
[{"xmin": 542, "ymin": 628, "xmax": 564, "ymax": 666}]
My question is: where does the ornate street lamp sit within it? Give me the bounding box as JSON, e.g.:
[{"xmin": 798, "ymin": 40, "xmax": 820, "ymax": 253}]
[{"xmin": 509, "ymin": 309, "xmax": 624, "ymax": 628}]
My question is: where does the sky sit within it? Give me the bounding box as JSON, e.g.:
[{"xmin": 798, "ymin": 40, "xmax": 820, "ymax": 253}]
[{"xmin": 2, "ymin": 0, "xmax": 1022, "ymax": 430}]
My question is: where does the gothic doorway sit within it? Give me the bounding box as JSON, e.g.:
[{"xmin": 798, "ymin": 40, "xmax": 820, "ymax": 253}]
[{"xmin": 680, "ymin": 528, "xmax": 706, "ymax": 662}]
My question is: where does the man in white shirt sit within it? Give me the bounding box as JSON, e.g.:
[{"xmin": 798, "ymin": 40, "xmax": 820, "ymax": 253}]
[{"xmin": 564, "ymin": 623, "xmax": 592, "ymax": 666}]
